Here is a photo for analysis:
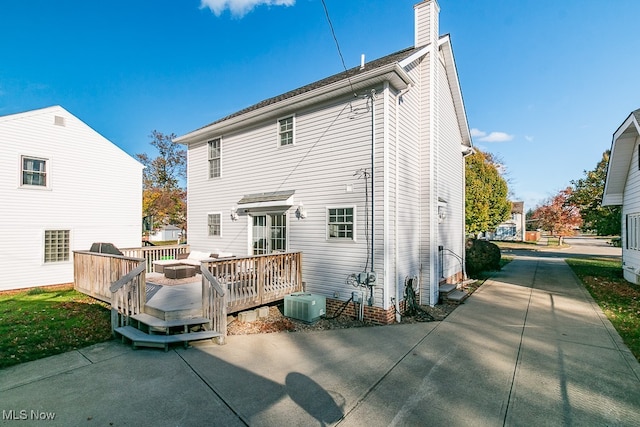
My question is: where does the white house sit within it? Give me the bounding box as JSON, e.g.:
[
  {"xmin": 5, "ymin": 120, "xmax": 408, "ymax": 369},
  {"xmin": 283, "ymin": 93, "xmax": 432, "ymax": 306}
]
[
  {"xmin": 490, "ymin": 201, "xmax": 525, "ymax": 241},
  {"xmin": 0, "ymin": 105, "xmax": 143, "ymax": 291},
  {"xmin": 149, "ymin": 224, "xmax": 182, "ymax": 242},
  {"xmin": 602, "ymin": 108, "xmax": 640, "ymax": 284},
  {"xmin": 175, "ymin": 0, "xmax": 471, "ymax": 323}
]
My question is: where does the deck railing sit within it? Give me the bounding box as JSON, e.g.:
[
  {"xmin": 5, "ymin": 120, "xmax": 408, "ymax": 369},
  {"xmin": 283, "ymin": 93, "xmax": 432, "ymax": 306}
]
[
  {"xmin": 74, "ymin": 251, "xmax": 146, "ymax": 303},
  {"xmin": 201, "ymin": 267, "xmax": 227, "ymax": 345},
  {"xmin": 73, "ymin": 251, "xmax": 146, "ymax": 333},
  {"xmin": 109, "ymin": 263, "xmax": 146, "ymax": 333},
  {"xmin": 202, "ymin": 252, "xmax": 303, "ymax": 314},
  {"xmin": 120, "ymin": 244, "xmax": 190, "ymax": 273}
]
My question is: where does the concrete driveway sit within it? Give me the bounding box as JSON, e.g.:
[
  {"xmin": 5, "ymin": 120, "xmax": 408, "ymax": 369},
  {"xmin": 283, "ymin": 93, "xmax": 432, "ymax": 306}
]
[{"xmin": 1, "ymin": 238, "xmax": 638, "ymax": 426}]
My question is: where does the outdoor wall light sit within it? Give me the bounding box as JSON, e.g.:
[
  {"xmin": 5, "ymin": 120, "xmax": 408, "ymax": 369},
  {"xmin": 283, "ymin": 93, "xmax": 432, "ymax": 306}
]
[
  {"xmin": 438, "ymin": 205, "xmax": 447, "ymax": 222},
  {"xmin": 230, "ymin": 207, "xmax": 239, "ymax": 221},
  {"xmin": 296, "ymin": 203, "xmax": 307, "ymax": 219}
]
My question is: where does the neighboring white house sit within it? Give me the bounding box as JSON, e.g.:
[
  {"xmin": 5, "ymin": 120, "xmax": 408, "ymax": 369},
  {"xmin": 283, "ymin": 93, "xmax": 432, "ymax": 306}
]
[
  {"xmin": 149, "ymin": 225, "xmax": 182, "ymax": 242},
  {"xmin": 0, "ymin": 105, "xmax": 143, "ymax": 291},
  {"xmin": 602, "ymin": 108, "xmax": 640, "ymax": 284},
  {"xmin": 175, "ymin": 0, "xmax": 471, "ymax": 323},
  {"xmin": 490, "ymin": 201, "xmax": 525, "ymax": 241}
]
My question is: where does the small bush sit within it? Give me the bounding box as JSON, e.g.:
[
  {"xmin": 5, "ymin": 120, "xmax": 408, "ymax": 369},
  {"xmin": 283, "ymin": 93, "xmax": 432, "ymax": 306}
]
[{"xmin": 466, "ymin": 239, "xmax": 501, "ymax": 276}]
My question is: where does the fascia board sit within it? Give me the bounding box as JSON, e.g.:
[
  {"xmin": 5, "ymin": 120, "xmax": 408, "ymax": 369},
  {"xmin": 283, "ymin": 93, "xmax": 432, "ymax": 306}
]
[
  {"xmin": 438, "ymin": 35, "xmax": 472, "ymax": 147},
  {"xmin": 603, "ymin": 118, "xmax": 640, "ymax": 205},
  {"xmin": 175, "ymin": 64, "xmax": 413, "ymax": 144}
]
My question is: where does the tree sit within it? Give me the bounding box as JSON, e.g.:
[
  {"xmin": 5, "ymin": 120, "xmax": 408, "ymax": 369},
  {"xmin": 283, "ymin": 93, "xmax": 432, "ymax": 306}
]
[
  {"xmin": 465, "ymin": 149, "xmax": 511, "ymax": 235},
  {"xmin": 136, "ymin": 131, "xmax": 187, "ymax": 234},
  {"xmin": 532, "ymin": 187, "xmax": 583, "ymax": 245},
  {"xmin": 569, "ymin": 150, "xmax": 621, "ymax": 236}
]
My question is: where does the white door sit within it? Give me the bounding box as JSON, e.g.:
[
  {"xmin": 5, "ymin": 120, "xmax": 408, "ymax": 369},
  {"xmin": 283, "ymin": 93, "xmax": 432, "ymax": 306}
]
[{"xmin": 252, "ymin": 213, "xmax": 287, "ymax": 255}]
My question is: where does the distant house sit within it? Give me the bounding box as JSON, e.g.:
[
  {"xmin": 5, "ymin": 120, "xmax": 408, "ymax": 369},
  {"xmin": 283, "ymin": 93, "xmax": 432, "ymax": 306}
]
[
  {"xmin": 0, "ymin": 106, "xmax": 143, "ymax": 291},
  {"xmin": 149, "ymin": 225, "xmax": 182, "ymax": 242},
  {"xmin": 490, "ymin": 201, "xmax": 525, "ymax": 241},
  {"xmin": 602, "ymin": 108, "xmax": 640, "ymax": 284},
  {"xmin": 175, "ymin": 0, "xmax": 471, "ymax": 323}
]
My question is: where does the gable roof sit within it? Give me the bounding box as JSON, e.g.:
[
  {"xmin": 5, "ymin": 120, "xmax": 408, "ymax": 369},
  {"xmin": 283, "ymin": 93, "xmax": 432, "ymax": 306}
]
[
  {"xmin": 0, "ymin": 105, "xmax": 143, "ymax": 170},
  {"xmin": 602, "ymin": 109, "xmax": 640, "ymax": 206},
  {"xmin": 176, "ymin": 34, "xmax": 471, "ymax": 148},
  {"xmin": 175, "ymin": 47, "xmax": 419, "ymax": 144}
]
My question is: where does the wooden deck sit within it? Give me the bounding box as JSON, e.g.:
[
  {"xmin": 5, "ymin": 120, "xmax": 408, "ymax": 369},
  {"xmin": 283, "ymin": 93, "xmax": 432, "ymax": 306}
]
[{"xmin": 73, "ymin": 249, "xmax": 303, "ymax": 346}]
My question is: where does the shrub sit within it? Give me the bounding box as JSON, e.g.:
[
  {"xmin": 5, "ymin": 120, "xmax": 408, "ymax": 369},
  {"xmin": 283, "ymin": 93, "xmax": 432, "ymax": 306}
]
[{"xmin": 465, "ymin": 238, "xmax": 501, "ymax": 276}]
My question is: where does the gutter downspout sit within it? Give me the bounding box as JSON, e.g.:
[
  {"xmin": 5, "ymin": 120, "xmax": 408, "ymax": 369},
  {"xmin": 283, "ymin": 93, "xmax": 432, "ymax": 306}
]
[
  {"xmin": 369, "ymin": 89, "xmax": 376, "ymax": 306},
  {"xmin": 395, "ymin": 85, "xmax": 411, "ymax": 323}
]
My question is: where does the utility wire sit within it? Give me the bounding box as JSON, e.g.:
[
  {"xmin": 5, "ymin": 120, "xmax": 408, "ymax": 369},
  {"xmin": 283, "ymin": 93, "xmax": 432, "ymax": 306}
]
[{"xmin": 320, "ymin": 0, "xmax": 357, "ymax": 97}]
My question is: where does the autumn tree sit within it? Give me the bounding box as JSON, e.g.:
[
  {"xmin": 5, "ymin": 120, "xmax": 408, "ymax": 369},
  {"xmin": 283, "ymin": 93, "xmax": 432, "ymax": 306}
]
[
  {"xmin": 465, "ymin": 149, "xmax": 511, "ymax": 235},
  {"xmin": 532, "ymin": 187, "xmax": 583, "ymax": 245},
  {"xmin": 136, "ymin": 131, "xmax": 187, "ymax": 234},
  {"xmin": 569, "ymin": 150, "xmax": 621, "ymax": 236}
]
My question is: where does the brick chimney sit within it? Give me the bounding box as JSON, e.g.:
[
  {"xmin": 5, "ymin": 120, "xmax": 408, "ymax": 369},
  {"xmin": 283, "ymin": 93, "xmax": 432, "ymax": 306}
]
[{"xmin": 414, "ymin": 0, "xmax": 440, "ymax": 48}]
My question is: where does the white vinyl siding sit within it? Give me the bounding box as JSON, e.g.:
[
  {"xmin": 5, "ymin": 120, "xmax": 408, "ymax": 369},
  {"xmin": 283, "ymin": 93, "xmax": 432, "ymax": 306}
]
[
  {"xmin": 0, "ymin": 106, "xmax": 142, "ymax": 290},
  {"xmin": 622, "ymin": 141, "xmax": 640, "ymax": 279},
  {"xmin": 185, "ymin": 94, "xmax": 375, "ymax": 299},
  {"xmin": 208, "ymin": 138, "xmax": 221, "ymax": 178},
  {"xmin": 183, "ymin": 55, "xmax": 467, "ymax": 308}
]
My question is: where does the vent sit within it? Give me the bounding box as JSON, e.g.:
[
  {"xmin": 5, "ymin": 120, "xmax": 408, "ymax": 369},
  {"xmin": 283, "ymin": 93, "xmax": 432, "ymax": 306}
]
[
  {"xmin": 284, "ymin": 293, "xmax": 326, "ymax": 323},
  {"xmin": 54, "ymin": 116, "xmax": 65, "ymax": 126}
]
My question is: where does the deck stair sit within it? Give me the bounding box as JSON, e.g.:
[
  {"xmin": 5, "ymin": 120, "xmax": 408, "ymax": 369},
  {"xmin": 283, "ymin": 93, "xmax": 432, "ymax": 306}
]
[
  {"xmin": 439, "ymin": 281, "xmax": 470, "ymax": 304},
  {"xmin": 114, "ymin": 282, "xmax": 222, "ymax": 351}
]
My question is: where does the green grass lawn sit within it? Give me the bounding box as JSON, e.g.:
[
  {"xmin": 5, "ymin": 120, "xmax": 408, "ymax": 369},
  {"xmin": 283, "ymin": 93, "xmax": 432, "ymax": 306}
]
[
  {"xmin": 565, "ymin": 258, "xmax": 640, "ymax": 362},
  {"xmin": 0, "ymin": 285, "xmax": 112, "ymax": 369}
]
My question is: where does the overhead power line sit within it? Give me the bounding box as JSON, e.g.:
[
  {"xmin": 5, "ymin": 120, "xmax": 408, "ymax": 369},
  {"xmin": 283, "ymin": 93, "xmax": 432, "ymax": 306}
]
[{"xmin": 320, "ymin": 0, "xmax": 357, "ymax": 97}]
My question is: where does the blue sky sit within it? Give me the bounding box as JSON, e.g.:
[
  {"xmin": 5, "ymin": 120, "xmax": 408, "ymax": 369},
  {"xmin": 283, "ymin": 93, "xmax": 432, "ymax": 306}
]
[{"xmin": 2, "ymin": 0, "xmax": 639, "ymax": 211}]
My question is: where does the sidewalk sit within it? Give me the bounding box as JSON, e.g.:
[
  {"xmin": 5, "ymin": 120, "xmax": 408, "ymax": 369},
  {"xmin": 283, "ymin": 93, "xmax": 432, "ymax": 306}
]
[{"xmin": 2, "ymin": 255, "xmax": 639, "ymax": 426}]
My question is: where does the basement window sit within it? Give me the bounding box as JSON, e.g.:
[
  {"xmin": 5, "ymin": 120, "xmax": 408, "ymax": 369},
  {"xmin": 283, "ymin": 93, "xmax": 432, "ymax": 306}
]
[{"xmin": 44, "ymin": 230, "xmax": 70, "ymax": 263}]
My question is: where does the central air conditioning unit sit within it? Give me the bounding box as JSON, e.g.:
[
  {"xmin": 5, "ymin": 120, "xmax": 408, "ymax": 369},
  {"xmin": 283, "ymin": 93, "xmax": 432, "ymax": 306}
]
[{"xmin": 284, "ymin": 293, "xmax": 326, "ymax": 323}]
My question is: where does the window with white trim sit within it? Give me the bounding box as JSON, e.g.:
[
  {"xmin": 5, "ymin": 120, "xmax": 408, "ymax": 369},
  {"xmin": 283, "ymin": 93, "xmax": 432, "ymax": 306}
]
[
  {"xmin": 208, "ymin": 213, "xmax": 221, "ymax": 236},
  {"xmin": 22, "ymin": 156, "xmax": 47, "ymax": 187},
  {"xmin": 327, "ymin": 207, "xmax": 355, "ymax": 240},
  {"xmin": 208, "ymin": 138, "xmax": 221, "ymax": 178},
  {"xmin": 627, "ymin": 213, "xmax": 640, "ymax": 250},
  {"xmin": 44, "ymin": 230, "xmax": 69, "ymax": 263},
  {"xmin": 278, "ymin": 116, "xmax": 294, "ymax": 146}
]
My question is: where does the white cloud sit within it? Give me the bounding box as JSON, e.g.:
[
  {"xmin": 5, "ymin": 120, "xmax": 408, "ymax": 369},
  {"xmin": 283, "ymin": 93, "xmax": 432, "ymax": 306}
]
[
  {"xmin": 471, "ymin": 128, "xmax": 514, "ymax": 143},
  {"xmin": 200, "ymin": 0, "xmax": 295, "ymax": 17},
  {"xmin": 524, "ymin": 135, "xmax": 534, "ymax": 142},
  {"xmin": 470, "ymin": 128, "xmax": 486, "ymax": 138}
]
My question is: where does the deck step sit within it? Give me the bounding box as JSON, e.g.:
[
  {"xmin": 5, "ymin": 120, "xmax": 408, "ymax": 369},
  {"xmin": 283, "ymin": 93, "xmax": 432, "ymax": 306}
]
[
  {"xmin": 115, "ymin": 326, "xmax": 222, "ymax": 351},
  {"xmin": 131, "ymin": 313, "xmax": 209, "ymax": 330},
  {"xmin": 444, "ymin": 290, "xmax": 469, "ymax": 303},
  {"xmin": 439, "ymin": 283, "xmax": 457, "ymax": 294}
]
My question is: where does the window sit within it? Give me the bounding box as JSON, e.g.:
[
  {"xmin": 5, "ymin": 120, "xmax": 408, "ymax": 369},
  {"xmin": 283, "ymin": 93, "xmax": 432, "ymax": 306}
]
[
  {"xmin": 22, "ymin": 156, "xmax": 47, "ymax": 187},
  {"xmin": 627, "ymin": 214, "xmax": 640, "ymax": 250},
  {"xmin": 327, "ymin": 207, "xmax": 354, "ymax": 239},
  {"xmin": 252, "ymin": 213, "xmax": 287, "ymax": 255},
  {"xmin": 278, "ymin": 116, "xmax": 294, "ymax": 146},
  {"xmin": 208, "ymin": 213, "xmax": 221, "ymax": 236},
  {"xmin": 44, "ymin": 230, "xmax": 69, "ymax": 263},
  {"xmin": 208, "ymin": 138, "xmax": 221, "ymax": 178}
]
